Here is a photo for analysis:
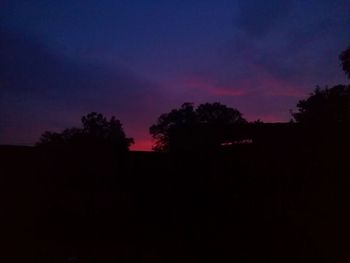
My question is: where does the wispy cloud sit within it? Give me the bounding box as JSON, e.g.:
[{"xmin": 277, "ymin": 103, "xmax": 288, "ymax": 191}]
[
  {"xmin": 0, "ymin": 27, "xmax": 163, "ymax": 148},
  {"xmin": 184, "ymin": 76, "xmax": 246, "ymax": 97}
]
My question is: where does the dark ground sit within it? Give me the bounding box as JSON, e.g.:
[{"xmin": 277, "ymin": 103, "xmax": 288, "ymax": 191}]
[{"xmin": 1, "ymin": 142, "xmax": 350, "ymax": 262}]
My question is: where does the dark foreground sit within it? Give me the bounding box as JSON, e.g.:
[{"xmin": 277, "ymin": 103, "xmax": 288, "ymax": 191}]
[{"xmin": 1, "ymin": 143, "xmax": 350, "ymax": 263}]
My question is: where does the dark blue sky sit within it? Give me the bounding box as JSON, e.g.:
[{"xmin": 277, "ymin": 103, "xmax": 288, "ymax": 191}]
[{"xmin": 1, "ymin": 0, "xmax": 349, "ymax": 150}]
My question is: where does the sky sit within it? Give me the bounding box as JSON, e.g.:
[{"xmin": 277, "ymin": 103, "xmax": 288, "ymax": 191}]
[{"xmin": 1, "ymin": 0, "xmax": 349, "ymax": 150}]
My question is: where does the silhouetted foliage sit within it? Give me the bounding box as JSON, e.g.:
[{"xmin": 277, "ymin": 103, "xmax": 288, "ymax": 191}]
[
  {"xmin": 292, "ymin": 85, "xmax": 350, "ymax": 124},
  {"xmin": 4, "ymin": 31, "xmax": 350, "ymax": 263},
  {"xmin": 340, "ymin": 45, "xmax": 350, "ymax": 78},
  {"xmin": 37, "ymin": 112, "xmax": 134, "ymax": 152},
  {"xmin": 150, "ymin": 102, "xmax": 247, "ymax": 151}
]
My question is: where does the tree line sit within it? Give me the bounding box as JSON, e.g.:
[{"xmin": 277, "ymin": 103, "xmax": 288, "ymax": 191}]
[{"xmin": 37, "ymin": 45, "xmax": 350, "ymax": 152}]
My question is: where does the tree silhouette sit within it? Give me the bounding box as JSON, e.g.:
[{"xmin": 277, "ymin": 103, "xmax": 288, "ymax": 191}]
[
  {"xmin": 196, "ymin": 103, "xmax": 246, "ymax": 125},
  {"xmin": 340, "ymin": 46, "xmax": 350, "ymax": 78},
  {"xmin": 149, "ymin": 102, "xmax": 246, "ymax": 152},
  {"xmin": 37, "ymin": 112, "xmax": 134, "ymax": 152},
  {"xmin": 292, "ymin": 85, "xmax": 350, "ymax": 124}
]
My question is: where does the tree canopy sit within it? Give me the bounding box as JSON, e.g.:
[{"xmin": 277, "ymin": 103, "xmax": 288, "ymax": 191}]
[
  {"xmin": 340, "ymin": 46, "xmax": 350, "ymax": 78},
  {"xmin": 292, "ymin": 45, "xmax": 350, "ymax": 125},
  {"xmin": 37, "ymin": 112, "xmax": 134, "ymax": 152},
  {"xmin": 149, "ymin": 102, "xmax": 247, "ymax": 152},
  {"xmin": 292, "ymin": 85, "xmax": 350, "ymax": 124}
]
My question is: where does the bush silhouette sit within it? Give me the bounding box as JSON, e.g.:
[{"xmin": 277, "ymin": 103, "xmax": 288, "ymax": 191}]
[
  {"xmin": 292, "ymin": 85, "xmax": 350, "ymax": 125},
  {"xmin": 291, "ymin": 44, "xmax": 350, "ymax": 129},
  {"xmin": 37, "ymin": 112, "xmax": 134, "ymax": 153},
  {"xmin": 340, "ymin": 46, "xmax": 350, "ymax": 78}
]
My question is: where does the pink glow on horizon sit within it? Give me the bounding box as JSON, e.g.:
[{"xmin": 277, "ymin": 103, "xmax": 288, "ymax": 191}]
[
  {"xmin": 211, "ymin": 87, "xmax": 246, "ymax": 96},
  {"xmin": 182, "ymin": 69, "xmax": 307, "ymax": 99},
  {"xmin": 130, "ymin": 138, "xmax": 153, "ymax": 151}
]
